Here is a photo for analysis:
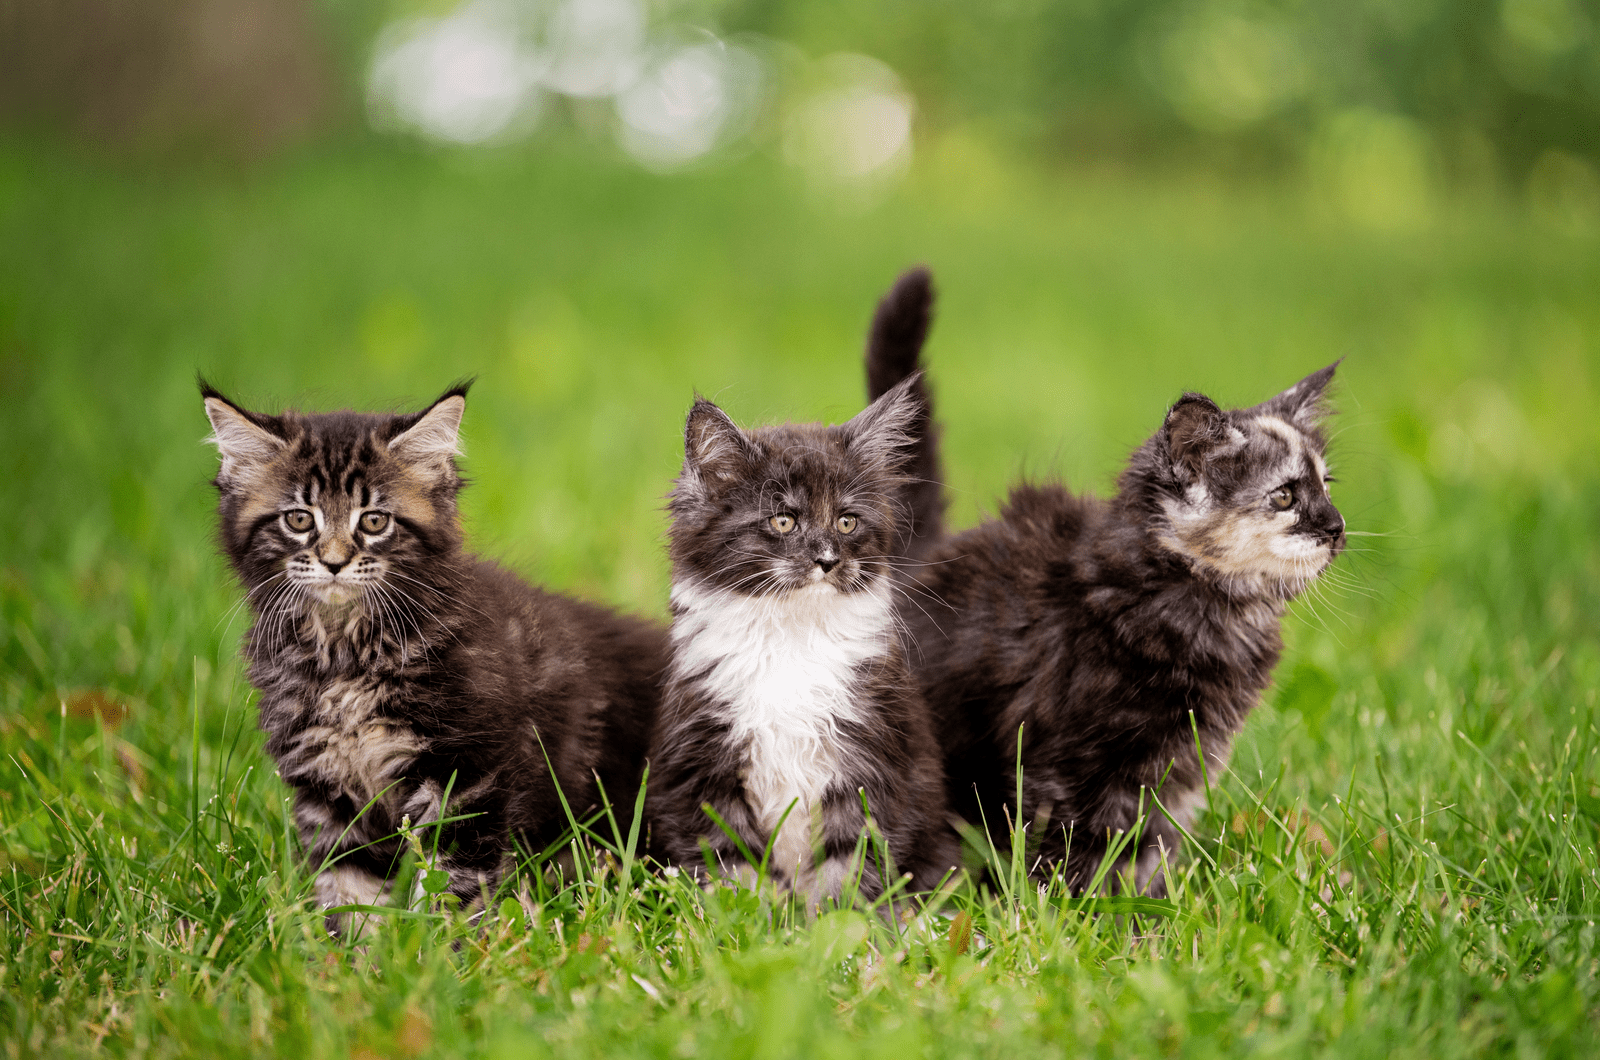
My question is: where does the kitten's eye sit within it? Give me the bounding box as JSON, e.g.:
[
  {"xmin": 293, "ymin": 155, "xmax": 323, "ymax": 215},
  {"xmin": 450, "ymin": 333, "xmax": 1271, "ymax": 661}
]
[
  {"xmin": 1268, "ymin": 487, "xmax": 1295, "ymax": 511},
  {"xmin": 836, "ymin": 515, "xmax": 858, "ymax": 534},
  {"xmin": 283, "ymin": 509, "xmax": 314, "ymax": 533},
  {"xmin": 360, "ymin": 511, "xmax": 390, "ymax": 534},
  {"xmin": 769, "ymin": 514, "xmax": 797, "ymax": 534}
]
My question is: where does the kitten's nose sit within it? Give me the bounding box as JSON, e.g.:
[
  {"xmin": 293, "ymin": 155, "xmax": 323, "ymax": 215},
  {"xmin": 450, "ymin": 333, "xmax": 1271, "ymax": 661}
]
[
  {"xmin": 322, "ymin": 557, "xmax": 348, "ymax": 575},
  {"xmin": 815, "ymin": 556, "xmax": 839, "ymax": 574}
]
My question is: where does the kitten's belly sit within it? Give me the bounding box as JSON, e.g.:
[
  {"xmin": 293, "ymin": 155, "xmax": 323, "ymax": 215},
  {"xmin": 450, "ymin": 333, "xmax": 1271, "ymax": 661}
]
[
  {"xmin": 740, "ymin": 727, "xmax": 841, "ymax": 885},
  {"xmin": 277, "ymin": 676, "xmax": 422, "ymax": 803}
]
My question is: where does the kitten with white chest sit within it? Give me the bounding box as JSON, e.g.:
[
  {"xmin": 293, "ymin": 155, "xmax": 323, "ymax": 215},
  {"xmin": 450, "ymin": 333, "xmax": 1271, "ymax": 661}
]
[{"xmin": 647, "ymin": 374, "xmax": 959, "ymax": 901}]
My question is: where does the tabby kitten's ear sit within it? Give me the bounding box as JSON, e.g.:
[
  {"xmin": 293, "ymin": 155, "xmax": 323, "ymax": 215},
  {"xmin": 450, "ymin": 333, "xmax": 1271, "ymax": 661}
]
[
  {"xmin": 1164, "ymin": 394, "xmax": 1230, "ymax": 482},
  {"xmin": 389, "ymin": 384, "xmax": 469, "ymax": 488},
  {"xmin": 682, "ymin": 398, "xmax": 755, "ymax": 490},
  {"xmin": 200, "ymin": 381, "xmax": 286, "ymax": 486},
  {"xmin": 843, "ymin": 371, "xmax": 925, "ymax": 472},
  {"xmin": 1260, "ymin": 360, "xmax": 1340, "ymax": 427}
]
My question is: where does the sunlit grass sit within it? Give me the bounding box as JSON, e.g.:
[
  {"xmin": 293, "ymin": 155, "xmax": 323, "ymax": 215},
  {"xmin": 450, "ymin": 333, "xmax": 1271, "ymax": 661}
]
[{"xmin": 2, "ymin": 134, "xmax": 1598, "ymax": 1057}]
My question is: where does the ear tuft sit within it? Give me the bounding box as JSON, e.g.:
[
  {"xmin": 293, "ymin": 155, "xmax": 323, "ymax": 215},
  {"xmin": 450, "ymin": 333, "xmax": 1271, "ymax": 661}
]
[
  {"xmin": 202, "ymin": 387, "xmax": 286, "ymax": 484},
  {"xmin": 1165, "ymin": 394, "xmax": 1227, "ymax": 481},
  {"xmin": 845, "ymin": 371, "xmax": 925, "ymax": 471},
  {"xmin": 1265, "ymin": 360, "xmax": 1340, "ymax": 426},
  {"xmin": 389, "ymin": 390, "xmax": 467, "ymax": 486},
  {"xmin": 683, "ymin": 399, "xmax": 751, "ymax": 487}
]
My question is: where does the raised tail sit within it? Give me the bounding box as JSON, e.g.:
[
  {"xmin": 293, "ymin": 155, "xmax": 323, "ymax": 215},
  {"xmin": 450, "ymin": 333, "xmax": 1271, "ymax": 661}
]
[{"xmin": 864, "ymin": 266, "xmax": 945, "ymax": 563}]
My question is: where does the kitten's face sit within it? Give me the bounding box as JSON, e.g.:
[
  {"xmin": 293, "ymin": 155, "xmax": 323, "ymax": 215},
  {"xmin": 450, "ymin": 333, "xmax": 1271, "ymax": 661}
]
[
  {"xmin": 202, "ymin": 385, "xmax": 467, "ymax": 620},
  {"xmin": 669, "ymin": 377, "xmax": 923, "ymax": 598},
  {"xmin": 1143, "ymin": 364, "xmax": 1344, "ymax": 599}
]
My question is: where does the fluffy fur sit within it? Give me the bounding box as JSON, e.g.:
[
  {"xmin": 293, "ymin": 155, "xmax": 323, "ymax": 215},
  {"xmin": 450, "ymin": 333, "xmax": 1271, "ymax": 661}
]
[
  {"xmin": 202, "ymin": 381, "xmax": 665, "ymax": 933},
  {"xmin": 646, "ymin": 374, "xmax": 959, "ymax": 903},
  {"xmin": 869, "ymin": 348, "xmax": 1345, "ymax": 893},
  {"xmin": 863, "ymin": 266, "xmax": 944, "ymax": 563}
]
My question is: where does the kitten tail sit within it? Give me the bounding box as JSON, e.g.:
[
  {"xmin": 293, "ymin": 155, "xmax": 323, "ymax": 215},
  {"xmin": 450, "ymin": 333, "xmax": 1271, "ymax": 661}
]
[{"xmin": 863, "ymin": 266, "xmax": 944, "ymax": 562}]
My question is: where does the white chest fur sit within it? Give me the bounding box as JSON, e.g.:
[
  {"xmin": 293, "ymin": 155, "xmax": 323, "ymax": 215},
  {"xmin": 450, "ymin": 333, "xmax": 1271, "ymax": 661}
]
[{"xmin": 670, "ymin": 580, "xmax": 893, "ymax": 884}]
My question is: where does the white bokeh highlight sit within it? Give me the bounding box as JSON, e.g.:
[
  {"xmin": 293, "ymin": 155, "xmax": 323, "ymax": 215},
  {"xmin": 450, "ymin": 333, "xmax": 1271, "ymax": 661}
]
[
  {"xmin": 541, "ymin": 0, "xmax": 647, "ymax": 99},
  {"xmin": 367, "ymin": 3, "xmax": 913, "ymax": 184},
  {"xmin": 616, "ymin": 40, "xmax": 764, "ymax": 169},
  {"xmin": 368, "ymin": 1, "xmax": 545, "ymax": 145},
  {"xmin": 784, "ymin": 54, "xmax": 914, "ymax": 188}
]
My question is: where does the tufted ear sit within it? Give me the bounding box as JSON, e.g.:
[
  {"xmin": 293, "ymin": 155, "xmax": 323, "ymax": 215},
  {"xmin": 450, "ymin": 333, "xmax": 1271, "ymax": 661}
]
[
  {"xmin": 1164, "ymin": 393, "xmax": 1229, "ymax": 482},
  {"xmin": 843, "ymin": 371, "xmax": 924, "ymax": 472},
  {"xmin": 1261, "ymin": 360, "xmax": 1340, "ymax": 427},
  {"xmin": 390, "ymin": 384, "xmax": 468, "ymax": 486},
  {"xmin": 682, "ymin": 398, "xmax": 755, "ymax": 490},
  {"xmin": 201, "ymin": 380, "xmax": 285, "ymax": 486}
]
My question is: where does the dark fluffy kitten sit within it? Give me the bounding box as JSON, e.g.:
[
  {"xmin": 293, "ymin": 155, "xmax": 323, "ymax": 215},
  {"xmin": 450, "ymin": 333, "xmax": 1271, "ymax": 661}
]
[
  {"xmin": 867, "ymin": 334, "xmax": 1344, "ymax": 893},
  {"xmin": 646, "ymin": 374, "xmax": 959, "ymax": 902},
  {"xmin": 202, "ymin": 381, "xmax": 665, "ymax": 933}
]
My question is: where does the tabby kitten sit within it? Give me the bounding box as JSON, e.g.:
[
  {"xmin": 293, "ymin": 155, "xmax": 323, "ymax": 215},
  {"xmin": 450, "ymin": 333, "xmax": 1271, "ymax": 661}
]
[
  {"xmin": 202, "ymin": 381, "xmax": 665, "ymax": 933},
  {"xmin": 646, "ymin": 374, "xmax": 960, "ymax": 902},
  {"xmin": 866, "ymin": 348, "xmax": 1345, "ymax": 894}
]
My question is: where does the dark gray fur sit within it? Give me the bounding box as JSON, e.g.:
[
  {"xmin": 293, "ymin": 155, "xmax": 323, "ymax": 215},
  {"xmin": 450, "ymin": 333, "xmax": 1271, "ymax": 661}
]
[
  {"xmin": 867, "ymin": 315, "xmax": 1345, "ymax": 892},
  {"xmin": 864, "ymin": 266, "xmax": 944, "ymax": 563}
]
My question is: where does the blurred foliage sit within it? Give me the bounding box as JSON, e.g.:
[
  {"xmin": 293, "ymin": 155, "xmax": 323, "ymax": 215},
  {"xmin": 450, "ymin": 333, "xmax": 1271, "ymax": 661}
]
[
  {"xmin": 7, "ymin": 0, "xmax": 1600, "ymax": 191},
  {"xmin": 721, "ymin": 0, "xmax": 1600, "ymax": 181},
  {"xmin": 0, "ymin": 0, "xmax": 393, "ymax": 156}
]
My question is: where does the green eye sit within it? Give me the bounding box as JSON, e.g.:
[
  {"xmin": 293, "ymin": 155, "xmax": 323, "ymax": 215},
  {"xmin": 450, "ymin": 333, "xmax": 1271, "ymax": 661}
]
[
  {"xmin": 769, "ymin": 514, "xmax": 796, "ymax": 534},
  {"xmin": 836, "ymin": 514, "xmax": 858, "ymax": 534},
  {"xmin": 283, "ymin": 509, "xmax": 314, "ymax": 532},
  {"xmin": 1269, "ymin": 487, "xmax": 1295, "ymax": 511},
  {"xmin": 360, "ymin": 511, "xmax": 390, "ymax": 534}
]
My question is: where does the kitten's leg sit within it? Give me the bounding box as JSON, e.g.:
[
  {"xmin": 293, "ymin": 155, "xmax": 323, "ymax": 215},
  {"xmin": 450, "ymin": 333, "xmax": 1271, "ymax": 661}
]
[
  {"xmin": 314, "ymin": 864, "xmax": 393, "ymax": 939},
  {"xmin": 815, "ymin": 787, "xmax": 891, "ymax": 906},
  {"xmin": 400, "ymin": 777, "xmax": 506, "ymax": 918},
  {"xmin": 695, "ymin": 798, "xmax": 774, "ymax": 893},
  {"xmin": 1049, "ymin": 783, "xmax": 1180, "ymax": 896},
  {"xmin": 294, "ymin": 791, "xmax": 400, "ymax": 938}
]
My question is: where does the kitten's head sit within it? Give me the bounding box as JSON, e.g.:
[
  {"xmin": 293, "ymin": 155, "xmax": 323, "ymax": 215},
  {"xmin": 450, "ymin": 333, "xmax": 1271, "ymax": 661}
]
[
  {"xmin": 1123, "ymin": 362, "xmax": 1344, "ymax": 599},
  {"xmin": 201, "ymin": 380, "xmax": 469, "ymax": 618},
  {"xmin": 669, "ymin": 375, "xmax": 925, "ymax": 598}
]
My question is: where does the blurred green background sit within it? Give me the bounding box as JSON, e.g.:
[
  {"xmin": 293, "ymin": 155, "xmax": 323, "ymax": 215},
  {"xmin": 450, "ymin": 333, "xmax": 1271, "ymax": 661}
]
[{"xmin": 2, "ymin": 3, "xmax": 1600, "ymax": 1056}]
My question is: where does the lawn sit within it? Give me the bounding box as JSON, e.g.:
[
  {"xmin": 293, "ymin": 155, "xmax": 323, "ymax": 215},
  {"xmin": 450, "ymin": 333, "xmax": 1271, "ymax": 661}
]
[{"xmin": 2, "ymin": 132, "xmax": 1598, "ymax": 1058}]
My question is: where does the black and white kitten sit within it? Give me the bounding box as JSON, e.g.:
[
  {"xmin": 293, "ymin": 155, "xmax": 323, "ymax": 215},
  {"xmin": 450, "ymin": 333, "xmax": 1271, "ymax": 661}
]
[
  {"xmin": 867, "ymin": 330, "xmax": 1345, "ymax": 893},
  {"xmin": 202, "ymin": 381, "xmax": 666, "ymax": 933},
  {"xmin": 646, "ymin": 374, "xmax": 960, "ymax": 902}
]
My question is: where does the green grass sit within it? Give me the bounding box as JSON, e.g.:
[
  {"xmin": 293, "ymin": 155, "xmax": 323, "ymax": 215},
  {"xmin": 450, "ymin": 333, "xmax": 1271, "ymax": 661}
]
[{"xmin": 2, "ymin": 132, "xmax": 1599, "ymax": 1058}]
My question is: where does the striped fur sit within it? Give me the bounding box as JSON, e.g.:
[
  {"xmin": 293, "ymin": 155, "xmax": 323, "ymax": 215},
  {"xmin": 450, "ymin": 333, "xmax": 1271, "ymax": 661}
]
[{"xmin": 203, "ymin": 380, "xmax": 665, "ymax": 934}]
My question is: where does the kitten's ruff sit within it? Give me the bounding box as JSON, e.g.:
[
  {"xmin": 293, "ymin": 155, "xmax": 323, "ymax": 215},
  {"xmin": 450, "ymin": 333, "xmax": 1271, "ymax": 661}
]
[{"xmin": 670, "ymin": 578, "xmax": 895, "ymax": 885}]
